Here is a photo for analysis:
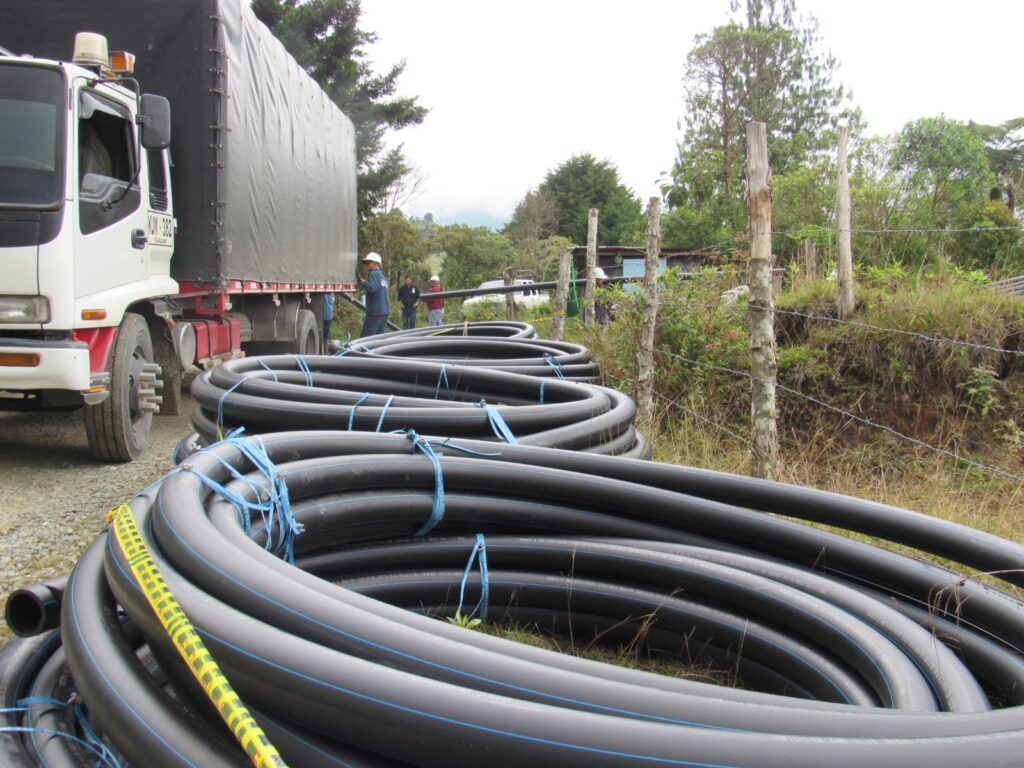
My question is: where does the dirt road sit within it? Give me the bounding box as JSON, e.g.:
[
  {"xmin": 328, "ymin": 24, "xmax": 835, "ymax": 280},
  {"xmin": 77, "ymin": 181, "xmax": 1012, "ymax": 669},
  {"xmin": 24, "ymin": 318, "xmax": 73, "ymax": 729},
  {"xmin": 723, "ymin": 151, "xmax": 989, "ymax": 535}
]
[{"xmin": 0, "ymin": 395, "xmax": 195, "ymax": 624}]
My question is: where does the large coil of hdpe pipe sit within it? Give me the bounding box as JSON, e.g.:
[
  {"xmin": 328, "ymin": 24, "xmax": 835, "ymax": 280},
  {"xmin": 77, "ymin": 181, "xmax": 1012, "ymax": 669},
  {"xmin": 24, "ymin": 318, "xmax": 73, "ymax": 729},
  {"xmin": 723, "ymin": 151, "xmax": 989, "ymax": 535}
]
[
  {"xmin": 188, "ymin": 354, "xmax": 648, "ymax": 457},
  {"xmin": 352, "ymin": 320, "xmax": 538, "ymax": 344},
  {"xmin": 4, "ymin": 431, "xmax": 1024, "ymax": 767},
  {"xmin": 339, "ymin": 335, "xmax": 602, "ymax": 382}
]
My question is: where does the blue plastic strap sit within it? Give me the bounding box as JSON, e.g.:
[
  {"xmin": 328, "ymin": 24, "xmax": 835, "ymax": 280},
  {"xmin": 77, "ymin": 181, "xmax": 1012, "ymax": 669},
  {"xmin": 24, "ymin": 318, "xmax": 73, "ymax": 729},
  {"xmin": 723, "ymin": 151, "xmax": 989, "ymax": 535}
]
[
  {"xmin": 475, "ymin": 400, "xmax": 518, "ymax": 444},
  {"xmin": 376, "ymin": 394, "xmax": 395, "ymax": 432},
  {"xmin": 0, "ymin": 725, "xmax": 122, "ymax": 768},
  {"xmin": 434, "ymin": 365, "xmax": 451, "ymax": 400},
  {"xmin": 11, "ymin": 696, "xmax": 66, "ymax": 710},
  {"xmin": 409, "ymin": 431, "xmax": 447, "ymax": 536},
  {"xmin": 71, "ymin": 700, "xmax": 122, "ymax": 768},
  {"xmin": 543, "ymin": 353, "xmax": 565, "ymax": 379},
  {"xmin": 292, "ymin": 354, "xmax": 314, "ymax": 386},
  {"xmin": 8, "ymin": 696, "xmax": 122, "ymax": 768},
  {"xmin": 539, "ymin": 378, "xmax": 547, "ymax": 405},
  {"xmin": 188, "ymin": 435, "xmax": 304, "ymax": 563},
  {"xmin": 456, "ymin": 534, "xmax": 490, "ymax": 621},
  {"xmin": 436, "ymin": 437, "xmax": 502, "ymax": 457},
  {"xmin": 216, "ymin": 377, "xmax": 248, "ymax": 440},
  {"xmin": 257, "ymin": 360, "xmax": 279, "ymax": 381},
  {"xmin": 348, "ymin": 392, "xmax": 370, "ymax": 431}
]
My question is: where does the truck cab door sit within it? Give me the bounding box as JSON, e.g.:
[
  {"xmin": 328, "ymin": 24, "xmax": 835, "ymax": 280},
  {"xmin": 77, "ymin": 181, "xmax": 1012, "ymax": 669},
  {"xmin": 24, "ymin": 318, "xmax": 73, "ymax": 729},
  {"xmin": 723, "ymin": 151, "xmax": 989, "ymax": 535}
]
[
  {"xmin": 143, "ymin": 148, "xmax": 174, "ymax": 278},
  {"xmin": 73, "ymin": 88, "xmax": 147, "ymax": 299}
]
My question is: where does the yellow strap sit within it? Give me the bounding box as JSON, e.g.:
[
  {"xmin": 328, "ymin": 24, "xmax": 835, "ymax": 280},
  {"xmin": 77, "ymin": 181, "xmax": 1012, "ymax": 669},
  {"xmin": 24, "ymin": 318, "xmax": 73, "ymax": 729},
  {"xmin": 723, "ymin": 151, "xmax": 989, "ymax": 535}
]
[{"xmin": 107, "ymin": 504, "xmax": 288, "ymax": 768}]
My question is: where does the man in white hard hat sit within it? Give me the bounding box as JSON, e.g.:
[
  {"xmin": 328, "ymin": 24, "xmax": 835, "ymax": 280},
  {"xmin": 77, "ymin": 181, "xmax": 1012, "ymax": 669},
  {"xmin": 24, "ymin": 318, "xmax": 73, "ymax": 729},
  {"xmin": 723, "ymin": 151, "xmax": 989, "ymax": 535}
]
[
  {"xmin": 425, "ymin": 274, "xmax": 445, "ymax": 326},
  {"xmin": 359, "ymin": 252, "xmax": 390, "ymax": 337},
  {"xmin": 594, "ymin": 267, "xmax": 610, "ymax": 326}
]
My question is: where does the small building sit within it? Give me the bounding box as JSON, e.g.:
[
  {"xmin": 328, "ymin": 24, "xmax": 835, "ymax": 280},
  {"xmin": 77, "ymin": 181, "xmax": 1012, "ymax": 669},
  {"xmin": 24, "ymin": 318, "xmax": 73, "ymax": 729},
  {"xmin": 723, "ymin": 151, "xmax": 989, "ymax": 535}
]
[{"xmin": 571, "ymin": 245, "xmax": 717, "ymax": 281}]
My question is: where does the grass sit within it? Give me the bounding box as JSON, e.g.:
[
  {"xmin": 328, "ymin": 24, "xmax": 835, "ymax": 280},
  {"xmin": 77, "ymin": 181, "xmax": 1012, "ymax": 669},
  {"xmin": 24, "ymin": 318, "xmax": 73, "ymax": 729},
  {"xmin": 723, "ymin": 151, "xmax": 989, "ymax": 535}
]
[{"xmin": 474, "ymin": 620, "xmax": 740, "ymax": 688}]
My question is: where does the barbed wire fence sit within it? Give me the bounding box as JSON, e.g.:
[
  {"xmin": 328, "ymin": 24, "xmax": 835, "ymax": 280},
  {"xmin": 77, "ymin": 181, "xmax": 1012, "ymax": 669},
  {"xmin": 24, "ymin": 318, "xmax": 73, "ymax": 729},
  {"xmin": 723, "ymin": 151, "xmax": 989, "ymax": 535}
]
[
  {"xmin": 654, "ymin": 348, "xmax": 1024, "ymax": 484},
  {"xmin": 638, "ymin": 123, "xmax": 1024, "ymax": 486}
]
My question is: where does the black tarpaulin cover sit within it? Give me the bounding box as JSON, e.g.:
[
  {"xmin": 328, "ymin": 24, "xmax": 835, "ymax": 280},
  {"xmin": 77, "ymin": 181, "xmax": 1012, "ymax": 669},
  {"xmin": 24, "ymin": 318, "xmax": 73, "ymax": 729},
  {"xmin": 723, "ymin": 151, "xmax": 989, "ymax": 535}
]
[{"xmin": 0, "ymin": 0, "xmax": 357, "ymax": 285}]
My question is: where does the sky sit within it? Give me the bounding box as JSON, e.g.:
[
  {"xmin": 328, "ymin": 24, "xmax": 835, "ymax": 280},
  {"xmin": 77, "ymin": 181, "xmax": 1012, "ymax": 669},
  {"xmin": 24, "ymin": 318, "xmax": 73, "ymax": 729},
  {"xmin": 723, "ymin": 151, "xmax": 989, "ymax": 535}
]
[{"xmin": 360, "ymin": 0, "xmax": 1023, "ymax": 230}]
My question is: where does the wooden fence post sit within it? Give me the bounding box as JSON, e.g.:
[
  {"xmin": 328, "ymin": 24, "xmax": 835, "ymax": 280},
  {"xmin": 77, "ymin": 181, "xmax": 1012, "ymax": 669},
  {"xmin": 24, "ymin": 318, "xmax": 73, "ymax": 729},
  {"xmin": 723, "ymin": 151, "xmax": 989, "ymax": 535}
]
[
  {"xmin": 635, "ymin": 197, "xmax": 661, "ymax": 428},
  {"xmin": 585, "ymin": 208, "xmax": 598, "ymax": 325},
  {"xmin": 801, "ymin": 236, "xmax": 816, "ymax": 284},
  {"xmin": 503, "ymin": 267, "xmax": 517, "ymax": 321},
  {"xmin": 746, "ymin": 121, "xmax": 778, "ymax": 480},
  {"xmin": 837, "ymin": 124, "xmax": 855, "ymax": 320},
  {"xmin": 550, "ymin": 250, "xmax": 571, "ymax": 341}
]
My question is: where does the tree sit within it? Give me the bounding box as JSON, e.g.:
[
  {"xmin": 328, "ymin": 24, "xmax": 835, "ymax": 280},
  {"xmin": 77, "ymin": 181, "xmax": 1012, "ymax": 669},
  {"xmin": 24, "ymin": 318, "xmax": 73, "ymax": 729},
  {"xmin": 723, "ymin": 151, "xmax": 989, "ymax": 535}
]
[
  {"xmin": 516, "ymin": 235, "xmax": 574, "ymax": 282},
  {"xmin": 513, "ymin": 154, "xmax": 643, "ymax": 246},
  {"xmin": 251, "ymin": 0, "xmax": 427, "ymax": 220},
  {"xmin": 666, "ymin": 0, "xmax": 854, "ymax": 230},
  {"xmin": 505, "ymin": 188, "xmax": 559, "ymax": 250},
  {"xmin": 359, "ymin": 212, "xmax": 429, "ymax": 288},
  {"xmin": 969, "ymin": 118, "xmax": 1024, "ymax": 215},
  {"xmin": 429, "ymin": 226, "xmax": 517, "ymax": 290},
  {"xmin": 893, "ymin": 118, "xmax": 993, "ymax": 228}
]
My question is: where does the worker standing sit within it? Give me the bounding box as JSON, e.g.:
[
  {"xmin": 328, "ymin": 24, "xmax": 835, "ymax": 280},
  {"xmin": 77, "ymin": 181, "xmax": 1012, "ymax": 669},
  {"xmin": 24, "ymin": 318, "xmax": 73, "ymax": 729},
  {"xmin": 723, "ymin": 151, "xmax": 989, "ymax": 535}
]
[
  {"xmin": 426, "ymin": 275, "xmax": 445, "ymax": 326},
  {"xmin": 322, "ymin": 291, "xmax": 335, "ymax": 350},
  {"xmin": 397, "ymin": 275, "xmax": 421, "ymax": 330},
  {"xmin": 359, "ymin": 252, "xmax": 390, "ymax": 337}
]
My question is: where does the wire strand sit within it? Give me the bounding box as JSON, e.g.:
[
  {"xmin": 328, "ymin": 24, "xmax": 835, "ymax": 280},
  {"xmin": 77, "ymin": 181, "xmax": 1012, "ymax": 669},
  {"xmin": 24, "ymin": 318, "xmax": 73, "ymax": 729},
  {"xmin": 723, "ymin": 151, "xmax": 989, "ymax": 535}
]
[{"xmin": 655, "ymin": 348, "xmax": 1024, "ymax": 484}]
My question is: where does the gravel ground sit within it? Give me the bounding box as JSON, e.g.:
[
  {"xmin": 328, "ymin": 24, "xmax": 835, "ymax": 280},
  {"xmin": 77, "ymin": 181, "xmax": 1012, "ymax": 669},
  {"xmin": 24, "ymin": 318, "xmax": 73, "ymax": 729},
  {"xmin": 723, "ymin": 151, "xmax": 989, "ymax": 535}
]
[{"xmin": 0, "ymin": 392, "xmax": 195, "ymax": 633}]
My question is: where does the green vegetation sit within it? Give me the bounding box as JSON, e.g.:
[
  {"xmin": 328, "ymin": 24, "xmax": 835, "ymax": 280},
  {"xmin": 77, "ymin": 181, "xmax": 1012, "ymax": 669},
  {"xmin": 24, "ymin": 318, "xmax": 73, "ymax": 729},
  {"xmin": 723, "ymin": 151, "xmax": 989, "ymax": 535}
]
[
  {"xmin": 462, "ymin": 619, "xmax": 740, "ymax": 688},
  {"xmin": 569, "ymin": 267, "xmax": 1024, "ymax": 548}
]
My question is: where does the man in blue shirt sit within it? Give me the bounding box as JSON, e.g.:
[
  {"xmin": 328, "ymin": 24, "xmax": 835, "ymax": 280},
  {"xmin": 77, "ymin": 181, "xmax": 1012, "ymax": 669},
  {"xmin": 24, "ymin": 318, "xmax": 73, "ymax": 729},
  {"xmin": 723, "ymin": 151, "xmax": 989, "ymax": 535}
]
[
  {"xmin": 397, "ymin": 275, "xmax": 421, "ymax": 330},
  {"xmin": 322, "ymin": 292, "xmax": 336, "ymax": 351},
  {"xmin": 359, "ymin": 252, "xmax": 390, "ymax": 338}
]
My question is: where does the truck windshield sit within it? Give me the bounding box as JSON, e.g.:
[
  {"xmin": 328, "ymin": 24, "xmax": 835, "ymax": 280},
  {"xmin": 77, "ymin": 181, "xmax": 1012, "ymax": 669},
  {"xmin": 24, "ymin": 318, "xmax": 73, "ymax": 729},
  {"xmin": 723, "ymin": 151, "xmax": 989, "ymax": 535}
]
[{"xmin": 0, "ymin": 64, "xmax": 64, "ymax": 208}]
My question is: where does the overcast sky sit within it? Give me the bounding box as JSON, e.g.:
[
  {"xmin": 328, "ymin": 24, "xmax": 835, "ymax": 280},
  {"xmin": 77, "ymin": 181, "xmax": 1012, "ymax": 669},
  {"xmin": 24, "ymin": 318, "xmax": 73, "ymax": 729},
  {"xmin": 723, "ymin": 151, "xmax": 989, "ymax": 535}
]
[{"xmin": 360, "ymin": 0, "xmax": 1023, "ymax": 229}]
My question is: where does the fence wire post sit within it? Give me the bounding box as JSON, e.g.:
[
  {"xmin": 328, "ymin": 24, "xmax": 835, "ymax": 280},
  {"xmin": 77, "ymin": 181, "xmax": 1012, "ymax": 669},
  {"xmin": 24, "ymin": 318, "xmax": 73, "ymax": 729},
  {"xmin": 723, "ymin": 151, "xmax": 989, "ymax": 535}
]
[
  {"xmin": 503, "ymin": 267, "xmax": 517, "ymax": 321},
  {"xmin": 585, "ymin": 208, "xmax": 598, "ymax": 325},
  {"xmin": 551, "ymin": 250, "xmax": 571, "ymax": 341},
  {"xmin": 837, "ymin": 124, "xmax": 855, "ymax": 320},
  {"xmin": 801, "ymin": 236, "xmax": 816, "ymax": 285},
  {"xmin": 746, "ymin": 122, "xmax": 779, "ymax": 480},
  {"xmin": 636, "ymin": 197, "xmax": 661, "ymax": 428}
]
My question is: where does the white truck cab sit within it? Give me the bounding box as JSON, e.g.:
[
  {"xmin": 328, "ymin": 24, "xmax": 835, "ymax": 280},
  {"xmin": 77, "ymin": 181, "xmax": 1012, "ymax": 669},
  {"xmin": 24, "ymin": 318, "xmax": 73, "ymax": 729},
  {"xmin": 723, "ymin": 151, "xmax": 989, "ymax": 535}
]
[{"xmin": 0, "ymin": 33, "xmax": 174, "ymax": 459}]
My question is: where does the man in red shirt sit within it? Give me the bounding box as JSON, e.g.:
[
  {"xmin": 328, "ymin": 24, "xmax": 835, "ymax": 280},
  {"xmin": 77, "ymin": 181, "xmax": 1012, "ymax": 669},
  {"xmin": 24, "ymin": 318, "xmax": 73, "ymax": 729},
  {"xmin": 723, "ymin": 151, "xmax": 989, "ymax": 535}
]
[{"xmin": 426, "ymin": 275, "xmax": 445, "ymax": 326}]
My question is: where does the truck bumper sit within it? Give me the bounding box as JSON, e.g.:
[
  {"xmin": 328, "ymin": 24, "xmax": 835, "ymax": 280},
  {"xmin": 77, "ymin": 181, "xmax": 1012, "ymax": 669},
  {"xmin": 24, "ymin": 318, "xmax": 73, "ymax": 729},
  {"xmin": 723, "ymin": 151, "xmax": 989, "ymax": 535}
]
[{"xmin": 0, "ymin": 338, "xmax": 91, "ymax": 391}]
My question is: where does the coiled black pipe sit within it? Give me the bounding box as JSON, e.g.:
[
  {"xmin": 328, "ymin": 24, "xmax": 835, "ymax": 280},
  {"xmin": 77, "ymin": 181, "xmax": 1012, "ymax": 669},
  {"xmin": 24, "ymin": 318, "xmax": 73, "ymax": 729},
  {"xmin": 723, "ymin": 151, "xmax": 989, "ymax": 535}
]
[
  {"xmin": 5, "ymin": 577, "xmax": 67, "ymax": 638},
  {"xmin": 353, "ymin": 320, "xmax": 538, "ymax": 344},
  {"xmin": 340, "ymin": 335, "xmax": 602, "ymax": 382},
  {"xmin": 5, "ymin": 431, "xmax": 1024, "ymax": 767},
  {"xmin": 188, "ymin": 354, "xmax": 648, "ymax": 457}
]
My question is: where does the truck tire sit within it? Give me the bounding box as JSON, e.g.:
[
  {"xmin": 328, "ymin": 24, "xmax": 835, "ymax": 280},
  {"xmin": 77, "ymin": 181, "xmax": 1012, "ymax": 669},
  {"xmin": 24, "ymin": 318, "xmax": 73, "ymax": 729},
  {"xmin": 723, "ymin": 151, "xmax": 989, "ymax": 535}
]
[
  {"xmin": 294, "ymin": 309, "xmax": 320, "ymax": 356},
  {"xmin": 85, "ymin": 313, "xmax": 161, "ymax": 462},
  {"xmin": 244, "ymin": 308, "xmax": 321, "ymax": 358}
]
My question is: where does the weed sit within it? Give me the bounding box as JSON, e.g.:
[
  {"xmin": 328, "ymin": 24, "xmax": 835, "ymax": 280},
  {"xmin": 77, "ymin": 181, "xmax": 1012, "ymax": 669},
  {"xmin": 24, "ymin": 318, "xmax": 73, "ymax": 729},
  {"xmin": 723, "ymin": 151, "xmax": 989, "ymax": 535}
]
[
  {"xmin": 446, "ymin": 610, "xmax": 483, "ymax": 630},
  {"xmin": 959, "ymin": 367, "xmax": 1001, "ymax": 417}
]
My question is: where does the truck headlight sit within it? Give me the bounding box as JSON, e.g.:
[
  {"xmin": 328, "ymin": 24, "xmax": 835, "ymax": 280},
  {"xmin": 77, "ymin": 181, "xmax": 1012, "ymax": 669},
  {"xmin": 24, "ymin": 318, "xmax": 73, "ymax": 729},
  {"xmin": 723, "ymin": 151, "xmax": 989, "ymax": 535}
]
[{"xmin": 0, "ymin": 296, "xmax": 51, "ymax": 324}]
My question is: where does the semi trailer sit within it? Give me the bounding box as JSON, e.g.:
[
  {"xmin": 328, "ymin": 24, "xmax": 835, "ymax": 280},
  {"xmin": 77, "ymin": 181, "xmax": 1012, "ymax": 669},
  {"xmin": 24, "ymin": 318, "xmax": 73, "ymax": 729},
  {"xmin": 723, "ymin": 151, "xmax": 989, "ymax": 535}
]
[{"xmin": 0, "ymin": 0, "xmax": 358, "ymax": 460}]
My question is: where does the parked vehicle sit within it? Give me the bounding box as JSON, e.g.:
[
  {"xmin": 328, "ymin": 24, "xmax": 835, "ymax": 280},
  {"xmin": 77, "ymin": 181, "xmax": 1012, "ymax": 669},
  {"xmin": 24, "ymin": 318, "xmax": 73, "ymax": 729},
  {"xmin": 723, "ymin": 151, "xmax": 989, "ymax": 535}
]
[
  {"xmin": 0, "ymin": 0, "xmax": 357, "ymax": 460},
  {"xmin": 461, "ymin": 278, "xmax": 550, "ymax": 315}
]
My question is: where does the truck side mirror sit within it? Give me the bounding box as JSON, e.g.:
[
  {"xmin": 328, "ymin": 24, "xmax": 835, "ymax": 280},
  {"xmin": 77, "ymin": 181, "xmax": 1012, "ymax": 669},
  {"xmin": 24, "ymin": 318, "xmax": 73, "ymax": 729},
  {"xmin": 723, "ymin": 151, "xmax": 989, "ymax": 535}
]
[{"xmin": 139, "ymin": 94, "xmax": 171, "ymax": 150}]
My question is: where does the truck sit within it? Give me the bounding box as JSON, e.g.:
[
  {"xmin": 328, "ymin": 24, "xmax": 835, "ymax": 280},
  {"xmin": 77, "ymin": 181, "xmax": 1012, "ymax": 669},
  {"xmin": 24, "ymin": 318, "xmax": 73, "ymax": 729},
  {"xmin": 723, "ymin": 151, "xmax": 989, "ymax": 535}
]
[
  {"xmin": 0, "ymin": 0, "xmax": 358, "ymax": 461},
  {"xmin": 461, "ymin": 276, "xmax": 550, "ymax": 316}
]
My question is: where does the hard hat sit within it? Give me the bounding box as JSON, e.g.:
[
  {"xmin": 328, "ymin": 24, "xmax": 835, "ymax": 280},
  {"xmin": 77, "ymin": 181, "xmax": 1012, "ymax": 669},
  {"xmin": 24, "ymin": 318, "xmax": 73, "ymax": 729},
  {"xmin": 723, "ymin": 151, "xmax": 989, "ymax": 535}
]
[
  {"xmin": 594, "ymin": 267, "xmax": 607, "ymax": 279},
  {"xmin": 363, "ymin": 252, "xmax": 382, "ymax": 264},
  {"xmin": 430, "ymin": 274, "xmax": 440, "ymax": 281}
]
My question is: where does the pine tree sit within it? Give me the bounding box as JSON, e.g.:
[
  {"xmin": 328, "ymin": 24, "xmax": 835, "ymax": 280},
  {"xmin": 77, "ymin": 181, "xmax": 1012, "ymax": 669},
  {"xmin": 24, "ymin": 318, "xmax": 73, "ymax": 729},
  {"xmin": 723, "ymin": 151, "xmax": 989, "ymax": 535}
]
[{"xmin": 252, "ymin": 0, "xmax": 427, "ymax": 219}]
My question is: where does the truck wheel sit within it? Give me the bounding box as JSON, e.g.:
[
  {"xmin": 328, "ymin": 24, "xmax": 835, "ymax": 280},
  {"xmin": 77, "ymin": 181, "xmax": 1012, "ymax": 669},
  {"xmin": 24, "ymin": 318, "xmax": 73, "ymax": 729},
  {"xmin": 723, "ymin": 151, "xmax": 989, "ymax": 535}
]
[
  {"xmin": 85, "ymin": 313, "xmax": 163, "ymax": 462},
  {"xmin": 294, "ymin": 309, "xmax": 319, "ymax": 356}
]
